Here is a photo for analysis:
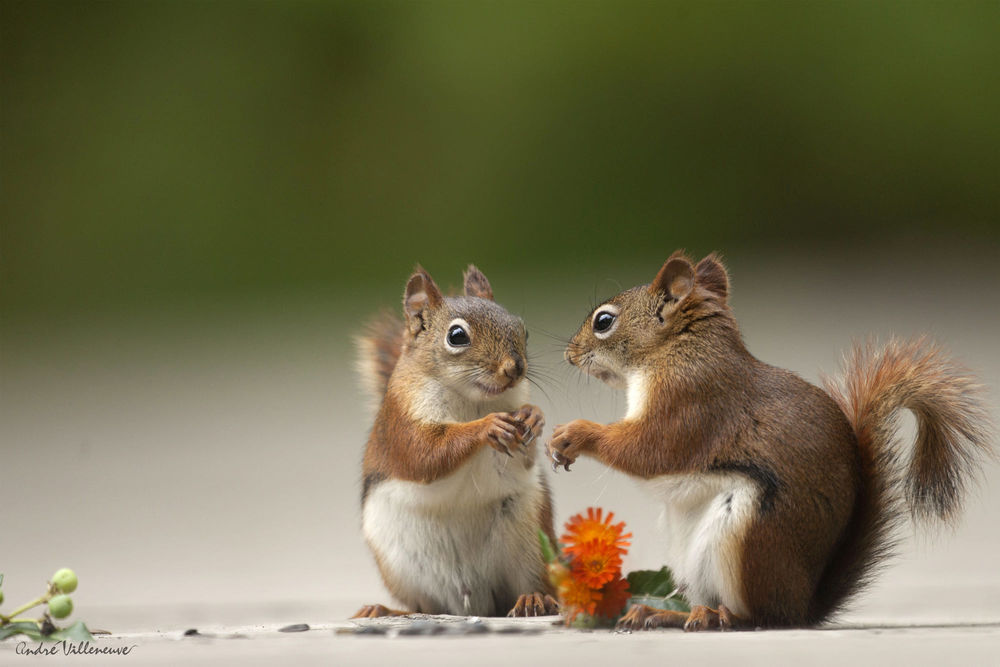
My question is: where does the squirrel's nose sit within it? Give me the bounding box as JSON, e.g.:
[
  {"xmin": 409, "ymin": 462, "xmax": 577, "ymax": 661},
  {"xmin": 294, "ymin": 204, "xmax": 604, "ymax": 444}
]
[
  {"xmin": 499, "ymin": 354, "xmax": 524, "ymax": 381},
  {"xmin": 564, "ymin": 342, "xmax": 579, "ymax": 366}
]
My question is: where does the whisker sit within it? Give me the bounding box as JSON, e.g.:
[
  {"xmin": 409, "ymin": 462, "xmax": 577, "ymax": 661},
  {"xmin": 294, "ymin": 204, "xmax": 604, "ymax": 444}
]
[
  {"xmin": 526, "ymin": 376, "xmax": 553, "ymax": 404},
  {"xmin": 525, "ymin": 363, "xmax": 555, "ymax": 380},
  {"xmin": 593, "ymin": 477, "xmax": 609, "ymax": 504},
  {"xmin": 525, "ymin": 372, "xmax": 561, "ymax": 390},
  {"xmin": 530, "ymin": 326, "xmax": 571, "ymax": 345},
  {"xmin": 525, "ymin": 377, "xmax": 560, "ymax": 402}
]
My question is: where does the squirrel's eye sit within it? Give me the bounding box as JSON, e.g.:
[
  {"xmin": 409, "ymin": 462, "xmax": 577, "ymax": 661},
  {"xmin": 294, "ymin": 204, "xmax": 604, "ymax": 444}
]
[
  {"xmin": 593, "ymin": 311, "xmax": 616, "ymax": 333},
  {"xmin": 447, "ymin": 325, "xmax": 471, "ymax": 347}
]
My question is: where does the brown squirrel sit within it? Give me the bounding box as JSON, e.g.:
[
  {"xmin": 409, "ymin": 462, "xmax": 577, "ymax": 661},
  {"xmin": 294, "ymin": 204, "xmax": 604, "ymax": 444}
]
[
  {"xmin": 353, "ymin": 265, "xmax": 559, "ymax": 618},
  {"xmin": 546, "ymin": 250, "xmax": 993, "ymax": 631}
]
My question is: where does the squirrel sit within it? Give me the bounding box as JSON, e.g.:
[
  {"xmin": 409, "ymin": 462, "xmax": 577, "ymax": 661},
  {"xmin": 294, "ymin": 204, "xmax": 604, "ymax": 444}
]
[
  {"xmin": 546, "ymin": 250, "xmax": 993, "ymax": 631},
  {"xmin": 352, "ymin": 264, "xmax": 559, "ymax": 619}
]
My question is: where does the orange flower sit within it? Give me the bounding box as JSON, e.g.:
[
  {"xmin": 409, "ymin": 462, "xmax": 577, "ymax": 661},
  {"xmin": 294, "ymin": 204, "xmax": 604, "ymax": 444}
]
[
  {"xmin": 556, "ymin": 507, "xmax": 633, "ymax": 626},
  {"xmin": 561, "ymin": 507, "xmax": 631, "ymax": 559},
  {"xmin": 558, "ymin": 575, "xmax": 602, "ymax": 624},
  {"xmin": 593, "ymin": 575, "xmax": 631, "ymax": 620},
  {"xmin": 570, "ymin": 539, "xmax": 623, "ymax": 588}
]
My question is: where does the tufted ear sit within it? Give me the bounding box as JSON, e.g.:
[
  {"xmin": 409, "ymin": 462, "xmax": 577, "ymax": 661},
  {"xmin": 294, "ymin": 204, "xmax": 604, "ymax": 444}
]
[
  {"xmin": 463, "ymin": 264, "xmax": 494, "ymax": 300},
  {"xmin": 403, "ymin": 265, "xmax": 444, "ymax": 336},
  {"xmin": 649, "ymin": 251, "xmax": 694, "ymax": 301},
  {"xmin": 695, "ymin": 253, "xmax": 729, "ymax": 301}
]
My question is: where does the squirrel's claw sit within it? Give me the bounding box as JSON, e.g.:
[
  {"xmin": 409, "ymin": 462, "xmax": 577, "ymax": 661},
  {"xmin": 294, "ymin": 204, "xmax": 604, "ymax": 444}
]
[
  {"xmin": 549, "ymin": 448, "xmax": 573, "ymax": 472},
  {"xmin": 512, "ymin": 404, "xmax": 544, "ymax": 448}
]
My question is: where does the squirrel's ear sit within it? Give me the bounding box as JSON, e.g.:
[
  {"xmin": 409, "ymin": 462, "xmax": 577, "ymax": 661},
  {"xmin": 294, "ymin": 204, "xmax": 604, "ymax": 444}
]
[
  {"xmin": 696, "ymin": 253, "xmax": 729, "ymax": 301},
  {"xmin": 649, "ymin": 252, "xmax": 694, "ymax": 301},
  {"xmin": 463, "ymin": 264, "xmax": 494, "ymax": 300},
  {"xmin": 403, "ymin": 266, "xmax": 444, "ymax": 335}
]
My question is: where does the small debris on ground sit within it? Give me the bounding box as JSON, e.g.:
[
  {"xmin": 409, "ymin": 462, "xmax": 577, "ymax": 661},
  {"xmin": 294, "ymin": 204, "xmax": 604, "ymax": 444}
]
[
  {"xmin": 341, "ymin": 615, "xmax": 553, "ymax": 637},
  {"xmin": 279, "ymin": 623, "xmax": 310, "ymax": 633}
]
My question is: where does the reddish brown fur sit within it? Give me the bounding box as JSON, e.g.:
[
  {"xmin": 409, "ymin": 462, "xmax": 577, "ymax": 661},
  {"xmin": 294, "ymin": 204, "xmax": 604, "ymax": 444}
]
[
  {"xmin": 358, "ymin": 265, "xmax": 541, "ymax": 483},
  {"xmin": 550, "ymin": 251, "xmax": 993, "ymax": 628},
  {"xmin": 355, "ymin": 265, "xmax": 557, "ymax": 617},
  {"xmin": 363, "ymin": 389, "xmax": 538, "ymax": 483}
]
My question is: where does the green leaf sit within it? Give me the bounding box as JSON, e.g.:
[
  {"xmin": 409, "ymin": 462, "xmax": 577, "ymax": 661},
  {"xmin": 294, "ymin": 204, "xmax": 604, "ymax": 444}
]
[
  {"xmin": 537, "ymin": 529, "xmax": 559, "ymax": 564},
  {"xmin": 0, "ymin": 620, "xmax": 94, "ymax": 643},
  {"xmin": 625, "ymin": 567, "xmax": 690, "ymax": 613},
  {"xmin": 0, "ymin": 621, "xmax": 43, "ymax": 641},
  {"xmin": 570, "ymin": 613, "xmax": 600, "ymax": 629},
  {"xmin": 628, "ymin": 595, "xmax": 691, "ymax": 613},
  {"xmin": 47, "ymin": 622, "xmax": 95, "ymax": 642},
  {"xmin": 626, "ymin": 567, "xmax": 677, "ymax": 597}
]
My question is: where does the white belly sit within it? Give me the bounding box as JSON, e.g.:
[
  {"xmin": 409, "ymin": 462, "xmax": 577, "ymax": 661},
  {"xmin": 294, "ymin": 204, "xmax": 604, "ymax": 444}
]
[
  {"xmin": 362, "ymin": 448, "xmax": 547, "ymax": 616},
  {"xmin": 640, "ymin": 473, "xmax": 758, "ymax": 616}
]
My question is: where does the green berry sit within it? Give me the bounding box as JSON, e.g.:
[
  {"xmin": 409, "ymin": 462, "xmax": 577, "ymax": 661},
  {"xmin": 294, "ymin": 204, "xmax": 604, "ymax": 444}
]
[
  {"xmin": 48, "ymin": 594, "xmax": 73, "ymax": 619},
  {"xmin": 51, "ymin": 568, "xmax": 78, "ymax": 594}
]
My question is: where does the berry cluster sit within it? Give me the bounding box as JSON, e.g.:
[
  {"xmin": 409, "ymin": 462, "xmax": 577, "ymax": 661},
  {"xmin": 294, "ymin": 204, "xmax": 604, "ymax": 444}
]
[{"xmin": 0, "ymin": 569, "xmax": 80, "ymax": 631}]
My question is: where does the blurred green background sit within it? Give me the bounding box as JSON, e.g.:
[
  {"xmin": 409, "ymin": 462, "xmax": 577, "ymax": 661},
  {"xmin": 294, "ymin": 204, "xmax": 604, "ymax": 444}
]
[
  {"xmin": 2, "ymin": 1, "xmax": 999, "ymax": 621},
  {"xmin": 3, "ymin": 0, "xmax": 998, "ymax": 323}
]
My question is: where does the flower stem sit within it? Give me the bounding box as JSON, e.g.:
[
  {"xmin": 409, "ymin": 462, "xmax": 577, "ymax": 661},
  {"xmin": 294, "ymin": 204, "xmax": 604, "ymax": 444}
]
[{"xmin": 2, "ymin": 593, "xmax": 51, "ymax": 623}]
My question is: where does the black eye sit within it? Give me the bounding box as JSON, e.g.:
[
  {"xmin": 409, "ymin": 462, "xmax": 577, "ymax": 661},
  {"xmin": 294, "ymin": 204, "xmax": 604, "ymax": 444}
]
[
  {"xmin": 593, "ymin": 311, "xmax": 616, "ymax": 333},
  {"xmin": 447, "ymin": 325, "xmax": 470, "ymax": 347}
]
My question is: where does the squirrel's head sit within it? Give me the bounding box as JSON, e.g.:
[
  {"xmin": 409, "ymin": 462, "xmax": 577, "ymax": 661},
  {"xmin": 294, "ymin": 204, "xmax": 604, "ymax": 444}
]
[
  {"xmin": 565, "ymin": 251, "xmax": 733, "ymax": 388},
  {"xmin": 401, "ymin": 264, "xmax": 528, "ymax": 400}
]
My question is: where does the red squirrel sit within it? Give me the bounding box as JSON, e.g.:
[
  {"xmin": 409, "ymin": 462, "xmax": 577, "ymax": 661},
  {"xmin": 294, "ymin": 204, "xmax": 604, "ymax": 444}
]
[
  {"xmin": 353, "ymin": 265, "xmax": 558, "ymax": 618},
  {"xmin": 546, "ymin": 251, "xmax": 993, "ymax": 630}
]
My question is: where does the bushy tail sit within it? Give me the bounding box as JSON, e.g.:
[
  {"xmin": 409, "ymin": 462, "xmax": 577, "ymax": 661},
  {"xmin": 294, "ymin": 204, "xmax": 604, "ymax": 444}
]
[
  {"xmin": 355, "ymin": 310, "xmax": 405, "ymax": 408},
  {"xmin": 814, "ymin": 337, "xmax": 993, "ymax": 621}
]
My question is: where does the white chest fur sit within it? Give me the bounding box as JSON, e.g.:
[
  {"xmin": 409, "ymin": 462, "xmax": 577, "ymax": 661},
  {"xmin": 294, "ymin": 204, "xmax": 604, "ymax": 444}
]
[
  {"xmin": 363, "ymin": 378, "xmax": 544, "ymax": 616},
  {"xmin": 624, "ymin": 371, "xmax": 649, "ymax": 421},
  {"xmin": 363, "ymin": 452, "xmax": 545, "ymax": 615},
  {"xmin": 407, "ymin": 376, "xmax": 529, "ymax": 424},
  {"xmin": 639, "ymin": 473, "xmax": 758, "ymax": 616}
]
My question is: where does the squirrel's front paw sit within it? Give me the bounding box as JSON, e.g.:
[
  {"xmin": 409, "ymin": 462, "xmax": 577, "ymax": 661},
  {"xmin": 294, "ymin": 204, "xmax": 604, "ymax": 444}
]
[
  {"xmin": 484, "ymin": 412, "xmax": 522, "ymax": 456},
  {"xmin": 512, "ymin": 404, "xmax": 545, "ymax": 446},
  {"xmin": 546, "ymin": 420, "xmax": 594, "ymax": 472}
]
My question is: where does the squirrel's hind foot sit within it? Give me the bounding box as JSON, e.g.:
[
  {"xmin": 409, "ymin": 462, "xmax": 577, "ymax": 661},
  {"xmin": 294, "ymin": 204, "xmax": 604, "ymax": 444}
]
[
  {"xmin": 616, "ymin": 604, "xmax": 688, "ymax": 631},
  {"xmin": 683, "ymin": 604, "xmax": 743, "ymax": 632},
  {"xmin": 507, "ymin": 592, "xmax": 559, "ymax": 617},
  {"xmin": 351, "ymin": 603, "xmax": 409, "ymax": 619}
]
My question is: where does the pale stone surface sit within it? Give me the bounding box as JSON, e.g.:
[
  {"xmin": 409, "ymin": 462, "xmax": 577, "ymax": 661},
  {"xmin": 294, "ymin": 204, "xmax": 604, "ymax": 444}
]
[
  {"xmin": 2, "ymin": 253, "xmax": 998, "ymax": 664},
  {"xmin": 6, "ymin": 607, "xmax": 997, "ymax": 666}
]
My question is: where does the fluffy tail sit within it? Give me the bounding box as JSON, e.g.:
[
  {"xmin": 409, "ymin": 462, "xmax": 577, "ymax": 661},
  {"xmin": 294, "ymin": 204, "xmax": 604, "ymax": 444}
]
[
  {"xmin": 355, "ymin": 310, "xmax": 405, "ymax": 407},
  {"xmin": 814, "ymin": 337, "xmax": 993, "ymax": 621}
]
